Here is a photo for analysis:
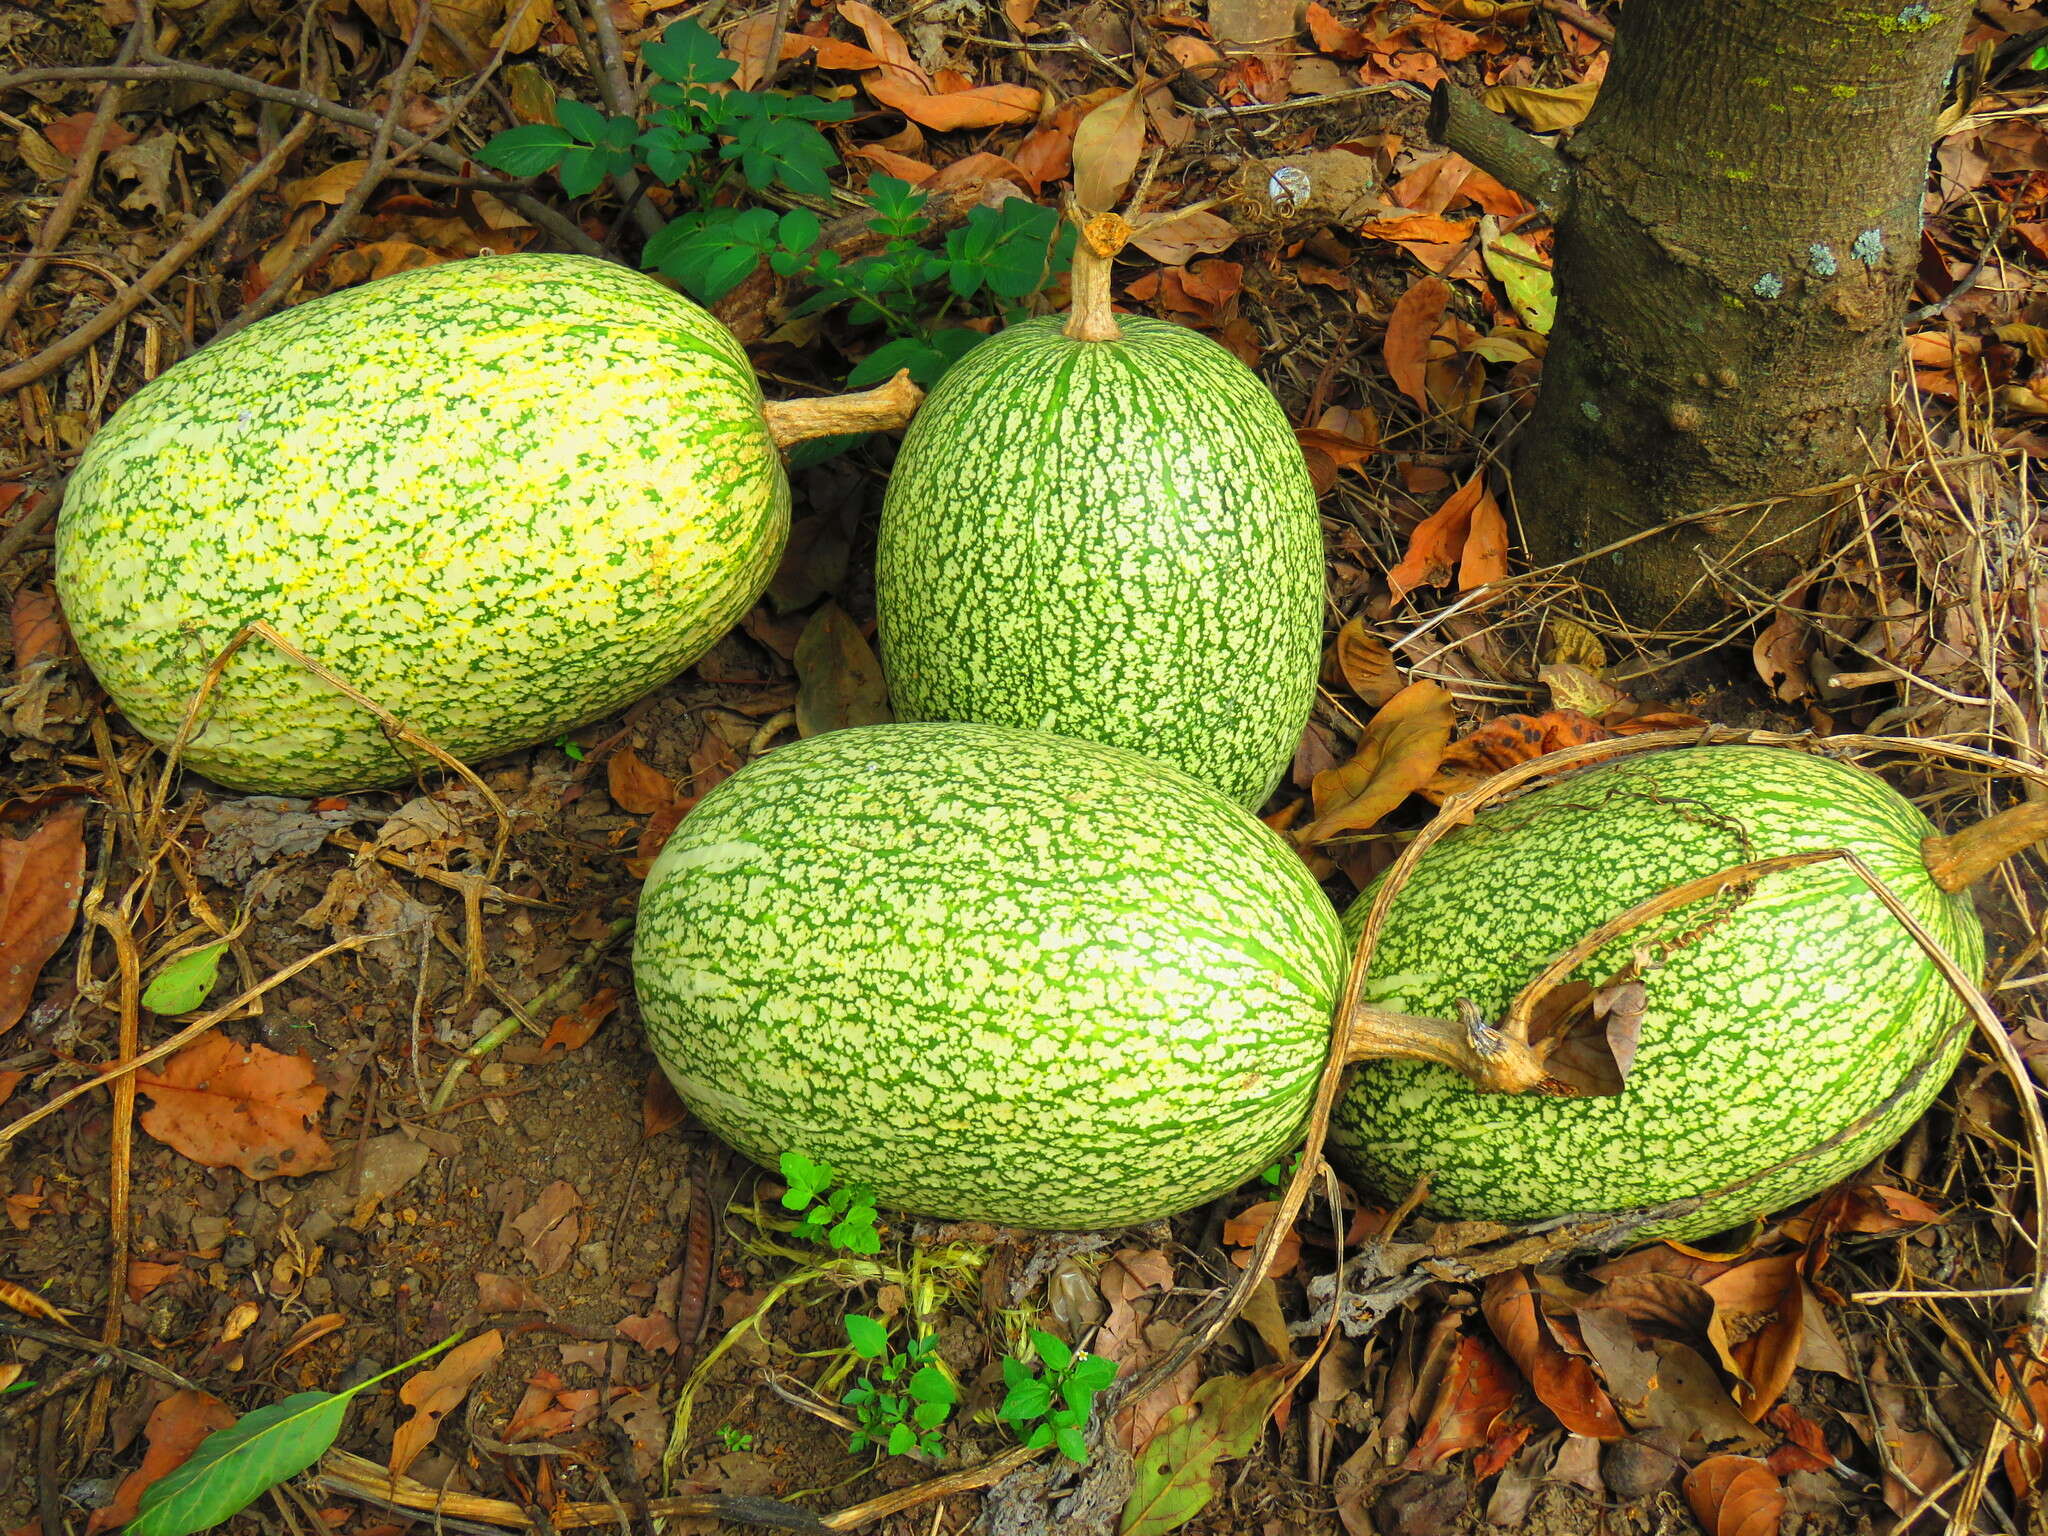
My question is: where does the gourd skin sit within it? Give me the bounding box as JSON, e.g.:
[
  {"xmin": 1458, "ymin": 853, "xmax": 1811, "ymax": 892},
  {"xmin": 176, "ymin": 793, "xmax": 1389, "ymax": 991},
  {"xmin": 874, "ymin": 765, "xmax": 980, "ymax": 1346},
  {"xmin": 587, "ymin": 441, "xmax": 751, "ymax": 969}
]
[
  {"xmin": 876, "ymin": 314, "xmax": 1323, "ymax": 810},
  {"xmin": 56, "ymin": 254, "xmax": 785, "ymax": 794},
  {"xmin": 633, "ymin": 721, "xmax": 1345, "ymax": 1230},
  {"xmin": 1331, "ymin": 747, "xmax": 1982, "ymax": 1240}
]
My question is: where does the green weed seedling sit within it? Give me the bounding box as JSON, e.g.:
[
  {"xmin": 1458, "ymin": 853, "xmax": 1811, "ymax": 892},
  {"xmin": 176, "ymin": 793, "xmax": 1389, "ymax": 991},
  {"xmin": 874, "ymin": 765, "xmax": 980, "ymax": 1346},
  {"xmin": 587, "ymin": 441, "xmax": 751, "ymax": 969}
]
[
  {"xmin": 477, "ymin": 20, "xmax": 1071, "ymax": 391},
  {"xmin": 842, "ymin": 1314, "xmax": 957, "ymax": 1457},
  {"xmin": 778, "ymin": 1151, "xmax": 881, "ymax": 1255},
  {"xmin": 715, "ymin": 1424, "xmax": 754, "ymax": 1453},
  {"xmin": 999, "ymin": 1329, "xmax": 1117, "ymax": 1465}
]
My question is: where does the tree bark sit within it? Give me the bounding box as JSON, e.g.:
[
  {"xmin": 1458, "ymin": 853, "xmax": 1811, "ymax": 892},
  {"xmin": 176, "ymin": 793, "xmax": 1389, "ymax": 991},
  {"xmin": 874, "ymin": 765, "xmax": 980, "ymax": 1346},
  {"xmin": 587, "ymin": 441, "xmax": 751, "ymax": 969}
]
[{"xmin": 1434, "ymin": 0, "xmax": 1972, "ymax": 630}]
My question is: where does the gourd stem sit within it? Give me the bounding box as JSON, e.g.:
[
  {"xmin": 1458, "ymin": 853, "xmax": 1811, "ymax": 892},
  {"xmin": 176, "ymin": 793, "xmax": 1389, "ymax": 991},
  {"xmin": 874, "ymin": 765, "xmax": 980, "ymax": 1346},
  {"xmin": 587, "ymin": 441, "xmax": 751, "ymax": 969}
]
[
  {"xmin": 1339, "ymin": 998, "xmax": 1554, "ymax": 1095},
  {"xmin": 761, "ymin": 369, "xmax": 923, "ymax": 451},
  {"xmin": 1062, "ymin": 215, "xmax": 1125, "ymax": 343},
  {"xmin": 1922, "ymin": 798, "xmax": 2048, "ymax": 893}
]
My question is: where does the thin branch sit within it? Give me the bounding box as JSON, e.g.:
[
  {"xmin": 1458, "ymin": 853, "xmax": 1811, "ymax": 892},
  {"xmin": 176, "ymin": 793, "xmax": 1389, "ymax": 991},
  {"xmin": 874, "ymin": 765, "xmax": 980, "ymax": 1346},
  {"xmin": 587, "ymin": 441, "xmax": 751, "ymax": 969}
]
[
  {"xmin": 0, "ymin": 112, "xmax": 319, "ymax": 395},
  {"xmin": 211, "ymin": 2, "xmax": 435, "ymax": 340},
  {"xmin": 0, "ymin": 15, "xmax": 148, "ymax": 336},
  {"xmin": 575, "ymin": 0, "xmax": 666, "ymax": 240},
  {"xmin": 0, "ymin": 61, "xmax": 603, "ymax": 259},
  {"xmin": 1426, "ymin": 80, "xmax": 1573, "ymax": 213}
]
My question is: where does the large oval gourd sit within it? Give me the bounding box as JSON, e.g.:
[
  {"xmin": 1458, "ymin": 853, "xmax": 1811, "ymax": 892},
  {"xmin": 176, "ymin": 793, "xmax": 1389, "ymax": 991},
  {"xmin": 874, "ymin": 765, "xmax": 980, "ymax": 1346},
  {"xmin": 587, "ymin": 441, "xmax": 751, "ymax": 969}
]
[
  {"xmin": 57, "ymin": 254, "xmax": 792, "ymax": 794},
  {"xmin": 632, "ymin": 721, "xmax": 1343, "ymax": 1229},
  {"xmin": 1330, "ymin": 746, "xmax": 1984, "ymax": 1240},
  {"xmin": 875, "ymin": 313, "xmax": 1323, "ymax": 809}
]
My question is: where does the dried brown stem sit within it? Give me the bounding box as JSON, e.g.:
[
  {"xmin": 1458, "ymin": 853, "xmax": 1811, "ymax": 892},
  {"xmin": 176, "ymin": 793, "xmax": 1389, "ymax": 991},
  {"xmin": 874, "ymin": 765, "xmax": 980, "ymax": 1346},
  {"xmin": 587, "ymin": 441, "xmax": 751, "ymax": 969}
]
[
  {"xmin": 1340, "ymin": 998, "xmax": 1553, "ymax": 1093},
  {"xmin": 0, "ymin": 113, "xmax": 318, "ymax": 395},
  {"xmin": 1539, "ymin": 0, "xmax": 1617, "ymax": 44},
  {"xmin": 761, "ymin": 370, "xmax": 924, "ymax": 449},
  {"xmin": 1062, "ymin": 211, "xmax": 1128, "ymax": 342},
  {"xmin": 0, "ymin": 16, "xmax": 147, "ymax": 336},
  {"xmin": 1922, "ymin": 799, "xmax": 2048, "ymax": 893}
]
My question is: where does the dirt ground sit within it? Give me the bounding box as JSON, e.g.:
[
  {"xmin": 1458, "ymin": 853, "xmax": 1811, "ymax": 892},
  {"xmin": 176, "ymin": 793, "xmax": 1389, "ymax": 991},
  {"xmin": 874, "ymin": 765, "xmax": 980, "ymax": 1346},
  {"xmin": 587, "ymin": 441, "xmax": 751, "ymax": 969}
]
[{"xmin": 5, "ymin": 1, "xmax": 2048, "ymax": 1535}]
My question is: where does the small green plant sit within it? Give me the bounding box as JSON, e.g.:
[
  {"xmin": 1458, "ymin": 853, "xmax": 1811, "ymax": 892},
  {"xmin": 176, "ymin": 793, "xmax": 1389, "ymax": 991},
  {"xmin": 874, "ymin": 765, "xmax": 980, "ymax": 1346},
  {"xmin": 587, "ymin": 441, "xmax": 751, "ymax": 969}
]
[
  {"xmin": 778, "ymin": 1150, "xmax": 881, "ymax": 1255},
  {"xmin": 555, "ymin": 735, "xmax": 586, "ymax": 761},
  {"xmin": 476, "ymin": 20, "xmax": 1071, "ymax": 389},
  {"xmin": 1257, "ymin": 1152, "xmax": 1301, "ymax": 1187},
  {"xmin": 715, "ymin": 1423, "xmax": 754, "ymax": 1452},
  {"xmin": 999, "ymin": 1329, "xmax": 1117, "ymax": 1465},
  {"xmin": 842, "ymin": 1314, "xmax": 957, "ymax": 1457}
]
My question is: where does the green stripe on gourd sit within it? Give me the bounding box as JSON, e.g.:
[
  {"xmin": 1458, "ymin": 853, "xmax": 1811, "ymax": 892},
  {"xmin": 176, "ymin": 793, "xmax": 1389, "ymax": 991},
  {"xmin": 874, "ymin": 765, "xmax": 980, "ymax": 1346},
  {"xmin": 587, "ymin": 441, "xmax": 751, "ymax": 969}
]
[
  {"xmin": 56, "ymin": 254, "xmax": 916, "ymax": 795},
  {"xmin": 1330, "ymin": 746, "xmax": 1984, "ymax": 1240},
  {"xmin": 632, "ymin": 720, "xmax": 1344, "ymax": 1230},
  {"xmin": 875, "ymin": 308, "xmax": 1323, "ymax": 809}
]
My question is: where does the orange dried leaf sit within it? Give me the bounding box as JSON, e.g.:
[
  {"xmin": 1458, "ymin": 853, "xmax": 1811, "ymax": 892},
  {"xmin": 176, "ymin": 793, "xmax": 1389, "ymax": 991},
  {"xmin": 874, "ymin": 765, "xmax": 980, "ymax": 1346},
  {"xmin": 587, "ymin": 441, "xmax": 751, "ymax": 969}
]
[
  {"xmin": 1481, "ymin": 1270, "xmax": 1626, "ymax": 1440},
  {"xmin": 642, "ymin": 1069, "xmax": 688, "ymax": 1139},
  {"xmin": 1682, "ymin": 1455, "xmax": 1785, "ymax": 1536},
  {"xmin": 390, "ymin": 1330, "xmax": 506, "ymax": 1476},
  {"xmin": 1385, "ymin": 472, "xmax": 1486, "ymax": 602},
  {"xmin": 87, "ymin": 1391, "xmax": 238, "ymax": 1533},
  {"xmin": 607, "ymin": 748, "xmax": 678, "ymax": 817},
  {"xmin": 1458, "ymin": 478, "xmax": 1509, "ymax": 588},
  {"xmin": 837, "ymin": 0, "xmax": 928, "ymax": 90},
  {"xmin": 0, "ymin": 799, "xmax": 87, "ymax": 1036},
  {"xmin": 136, "ymin": 1035, "xmax": 338, "ymax": 1180},
  {"xmin": 0, "ymin": 1275, "xmax": 77, "ymax": 1325},
  {"xmin": 1222, "ymin": 1200, "xmax": 1301, "ymax": 1275},
  {"xmin": 1333, "ymin": 616, "xmax": 1403, "ymax": 706},
  {"xmin": 540, "ymin": 987, "xmax": 621, "ymax": 1057},
  {"xmin": 1422, "ymin": 709, "xmax": 1610, "ymax": 801},
  {"xmin": 1302, "ymin": 680, "xmax": 1455, "ymax": 842},
  {"xmin": 867, "ymin": 73, "xmax": 1041, "ymax": 130},
  {"xmin": 1403, "ymin": 1333, "xmax": 1519, "ymax": 1469},
  {"xmin": 1384, "ymin": 275, "xmax": 1452, "ymax": 409},
  {"xmin": 1304, "ymin": 1, "xmax": 1369, "ymax": 58}
]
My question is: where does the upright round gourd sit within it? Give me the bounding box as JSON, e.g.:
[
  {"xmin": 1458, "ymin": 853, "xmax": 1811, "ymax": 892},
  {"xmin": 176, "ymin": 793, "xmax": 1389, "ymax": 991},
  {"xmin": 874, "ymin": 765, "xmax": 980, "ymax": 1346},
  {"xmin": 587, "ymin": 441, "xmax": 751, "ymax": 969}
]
[
  {"xmin": 1329, "ymin": 746, "xmax": 1991, "ymax": 1240},
  {"xmin": 56, "ymin": 253, "xmax": 918, "ymax": 795},
  {"xmin": 632, "ymin": 721, "xmax": 1345, "ymax": 1229},
  {"xmin": 875, "ymin": 232, "xmax": 1323, "ymax": 809}
]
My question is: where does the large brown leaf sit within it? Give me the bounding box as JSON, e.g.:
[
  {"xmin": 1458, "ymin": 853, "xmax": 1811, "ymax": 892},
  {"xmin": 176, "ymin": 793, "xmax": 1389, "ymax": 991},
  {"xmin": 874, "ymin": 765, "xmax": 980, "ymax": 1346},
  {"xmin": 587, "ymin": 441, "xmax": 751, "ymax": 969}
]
[
  {"xmin": 87, "ymin": 1390, "xmax": 238, "ymax": 1532},
  {"xmin": 136, "ymin": 1036, "xmax": 337, "ymax": 1179},
  {"xmin": 1481, "ymin": 1270, "xmax": 1625, "ymax": 1440},
  {"xmin": 1384, "ymin": 275, "xmax": 1451, "ymax": 409},
  {"xmin": 1402, "ymin": 1333, "xmax": 1519, "ymax": 1469},
  {"xmin": 0, "ymin": 797, "xmax": 87, "ymax": 1036},
  {"xmin": 1301, "ymin": 681, "xmax": 1454, "ymax": 842},
  {"xmin": 1682, "ymin": 1455, "xmax": 1784, "ymax": 1536},
  {"xmin": 390, "ymin": 1330, "xmax": 505, "ymax": 1476}
]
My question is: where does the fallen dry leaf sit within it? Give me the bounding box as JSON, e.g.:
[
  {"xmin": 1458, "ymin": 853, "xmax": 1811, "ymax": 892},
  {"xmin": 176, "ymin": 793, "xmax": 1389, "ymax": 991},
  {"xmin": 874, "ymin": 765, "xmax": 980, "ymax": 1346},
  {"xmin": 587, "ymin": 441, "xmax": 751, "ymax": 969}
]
[
  {"xmin": 1403, "ymin": 1333, "xmax": 1519, "ymax": 1469},
  {"xmin": 1682, "ymin": 1454, "xmax": 1784, "ymax": 1536},
  {"xmin": 1331, "ymin": 616, "xmax": 1404, "ymax": 706},
  {"xmin": 0, "ymin": 1274, "xmax": 78, "ymax": 1325},
  {"xmin": 1384, "ymin": 275, "xmax": 1452, "ymax": 410},
  {"xmin": 1483, "ymin": 79, "xmax": 1600, "ymax": 131},
  {"xmin": 1386, "ymin": 473, "xmax": 1505, "ymax": 602},
  {"xmin": 1302, "ymin": 680, "xmax": 1455, "ymax": 842},
  {"xmin": 87, "ymin": 1390, "xmax": 238, "ymax": 1533},
  {"xmin": 607, "ymin": 748, "xmax": 677, "ymax": 816},
  {"xmin": 1071, "ymin": 82, "xmax": 1147, "ymax": 213},
  {"xmin": 475, "ymin": 1273, "xmax": 554, "ymax": 1314},
  {"xmin": 642, "ymin": 1069, "xmax": 687, "ymax": 1138},
  {"xmin": 0, "ymin": 798, "xmax": 87, "ymax": 1036},
  {"xmin": 511, "ymin": 1180, "xmax": 583, "ymax": 1277},
  {"xmin": 1130, "ymin": 208, "xmax": 1239, "ymax": 265},
  {"xmin": 1728, "ymin": 1263, "xmax": 1804, "ymax": 1421},
  {"xmin": 539, "ymin": 987, "xmax": 620, "ymax": 1057},
  {"xmin": 1996, "ymin": 1342, "xmax": 2048, "ymax": 1501},
  {"xmin": 1422, "ymin": 709, "xmax": 1609, "ymax": 801},
  {"xmin": 390, "ymin": 1330, "xmax": 505, "ymax": 1476},
  {"xmin": 1481, "ymin": 1270, "xmax": 1626, "ymax": 1440},
  {"xmin": 795, "ymin": 601, "xmax": 891, "ymax": 738},
  {"xmin": 136, "ymin": 1035, "xmax": 338, "ymax": 1180},
  {"xmin": 1222, "ymin": 1200, "xmax": 1301, "ymax": 1276}
]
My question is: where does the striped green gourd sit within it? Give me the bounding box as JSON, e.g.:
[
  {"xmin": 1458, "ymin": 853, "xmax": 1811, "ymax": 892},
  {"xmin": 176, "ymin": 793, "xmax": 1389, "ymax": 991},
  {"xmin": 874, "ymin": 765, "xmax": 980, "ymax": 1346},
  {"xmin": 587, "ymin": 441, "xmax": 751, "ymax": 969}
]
[
  {"xmin": 875, "ymin": 239, "xmax": 1323, "ymax": 809},
  {"xmin": 632, "ymin": 720, "xmax": 1344, "ymax": 1229},
  {"xmin": 1330, "ymin": 745, "xmax": 1985, "ymax": 1240},
  {"xmin": 56, "ymin": 253, "xmax": 916, "ymax": 795}
]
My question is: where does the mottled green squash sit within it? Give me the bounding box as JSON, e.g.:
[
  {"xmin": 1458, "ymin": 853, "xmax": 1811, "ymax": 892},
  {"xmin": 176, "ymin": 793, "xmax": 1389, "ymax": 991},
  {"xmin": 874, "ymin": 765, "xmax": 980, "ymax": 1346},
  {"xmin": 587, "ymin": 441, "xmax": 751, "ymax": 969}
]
[
  {"xmin": 632, "ymin": 720, "xmax": 1344, "ymax": 1229},
  {"xmin": 1331, "ymin": 746, "xmax": 1984, "ymax": 1239},
  {"xmin": 875, "ymin": 311, "xmax": 1323, "ymax": 810},
  {"xmin": 56, "ymin": 254, "xmax": 899, "ymax": 794}
]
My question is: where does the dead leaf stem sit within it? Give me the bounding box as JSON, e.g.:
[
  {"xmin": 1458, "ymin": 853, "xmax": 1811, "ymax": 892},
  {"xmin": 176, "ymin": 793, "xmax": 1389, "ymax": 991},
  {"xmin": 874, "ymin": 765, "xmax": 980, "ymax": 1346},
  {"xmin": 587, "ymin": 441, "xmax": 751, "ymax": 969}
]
[
  {"xmin": 1921, "ymin": 798, "xmax": 2048, "ymax": 893},
  {"xmin": 761, "ymin": 370, "xmax": 924, "ymax": 449}
]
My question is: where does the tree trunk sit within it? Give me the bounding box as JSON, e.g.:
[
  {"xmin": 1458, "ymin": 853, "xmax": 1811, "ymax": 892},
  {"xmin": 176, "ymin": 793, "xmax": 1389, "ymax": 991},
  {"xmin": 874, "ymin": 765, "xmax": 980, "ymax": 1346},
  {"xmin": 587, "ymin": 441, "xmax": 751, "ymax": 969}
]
[{"xmin": 1433, "ymin": 0, "xmax": 1971, "ymax": 631}]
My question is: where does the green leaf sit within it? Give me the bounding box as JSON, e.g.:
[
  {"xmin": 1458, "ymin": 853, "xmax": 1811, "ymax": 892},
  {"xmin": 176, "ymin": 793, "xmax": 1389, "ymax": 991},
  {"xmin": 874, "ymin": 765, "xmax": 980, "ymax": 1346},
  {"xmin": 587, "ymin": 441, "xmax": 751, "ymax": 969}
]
[
  {"xmin": 142, "ymin": 942, "xmax": 229, "ymax": 1015},
  {"xmin": 1001, "ymin": 1355, "xmax": 1032, "ymax": 1390},
  {"xmin": 1000, "ymin": 1379, "xmax": 1051, "ymax": 1423},
  {"xmin": 556, "ymin": 145, "xmax": 611, "ymax": 197},
  {"xmin": 912, "ymin": 1399, "xmax": 951, "ymax": 1429},
  {"xmin": 1031, "ymin": 1330, "xmax": 1073, "ymax": 1372},
  {"xmin": 1024, "ymin": 1420, "xmax": 1054, "ymax": 1450},
  {"xmin": 843, "ymin": 1384, "xmax": 873, "ymax": 1407},
  {"xmin": 779, "ymin": 1151, "xmax": 833, "ymax": 1205},
  {"xmin": 476, "ymin": 122, "xmax": 574, "ymax": 176},
  {"xmin": 643, "ymin": 19, "xmax": 738, "ymax": 86},
  {"xmin": 845, "ymin": 1315, "xmax": 888, "ymax": 1359},
  {"xmin": 907, "ymin": 1364, "xmax": 955, "ymax": 1405},
  {"xmin": 885, "ymin": 1422, "xmax": 915, "ymax": 1457},
  {"xmin": 127, "ymin": 1391, "xmax": 352, "ymax": 1536},
  {"xmin": 1118, "ymin": 1367, "xmax": 1293, "ymax": 1536},
  {"xmin": 1482, "ymin": 224, "xmax": 1556, "ymax": 335},
  {"xmin": 1054, "ymin": 1423, "xmax": 1089, "ymax": 1465},
  {"xmin": 1070, "ymin": 1355, "xmax": 1118, "ymax": 1392},
  {"xmin": 554, "ymin": 98, "xmax": 609, "ymax": 144},
  {"xmin": 845, "ymin": 337, "xmax": 945, "ymax": 390},
  {"xmin": 778, "ymin": 208, "xmax": 821, "ymax": 254}
]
